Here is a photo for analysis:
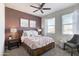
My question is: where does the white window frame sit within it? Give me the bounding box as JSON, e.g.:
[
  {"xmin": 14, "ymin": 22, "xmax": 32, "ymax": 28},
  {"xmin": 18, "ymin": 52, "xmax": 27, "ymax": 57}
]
[
  {"xmin": 30, "ymin": 20, "xmax": 36, "ymax": 28},
  {"xmin": 47, "ymin": 18, "xmax": 55, "ymax": 34},
  {"xmin": 20, "ymin": 18, "xmax": 29, "ymax": 27},
  {"xmin": 62, "ymin": 13, "xmax": 73, "ymax": 34}
]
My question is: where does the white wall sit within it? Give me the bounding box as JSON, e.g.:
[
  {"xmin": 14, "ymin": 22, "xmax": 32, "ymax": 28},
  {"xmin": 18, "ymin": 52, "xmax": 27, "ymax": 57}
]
[
  {"xmin": 42, "ymin": 4, "xmax": 79, "ymax": 44},
  {"xmin": 0, "ymin": 3, "xmax": 5, "ymax": 56}
]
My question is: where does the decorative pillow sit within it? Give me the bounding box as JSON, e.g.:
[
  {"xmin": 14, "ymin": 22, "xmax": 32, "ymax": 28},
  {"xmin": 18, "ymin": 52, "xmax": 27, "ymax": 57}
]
[
  {"xmin": 27, "ymin": 31, "xmax": 32, "ymax": 37},
  {"xmin": 23, "ymin": 30, "xmax": 38, "ymax": 37},
  {"xmin": 29, "ymin": 30, "xmax": 38, "ymax": 36},
  {"xmin": 23, "ymin": 31, "xmax": 27, "ymax": 36},
  {"xmin": 23, "ymin": 31, "xmax": 31, "ymax": 37}
]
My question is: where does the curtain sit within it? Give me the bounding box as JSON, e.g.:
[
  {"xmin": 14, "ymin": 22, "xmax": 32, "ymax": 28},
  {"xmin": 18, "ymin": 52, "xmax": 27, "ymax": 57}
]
[{"xmin": 73, "ymin": 9, "xmax": 79, "ymax": 34}]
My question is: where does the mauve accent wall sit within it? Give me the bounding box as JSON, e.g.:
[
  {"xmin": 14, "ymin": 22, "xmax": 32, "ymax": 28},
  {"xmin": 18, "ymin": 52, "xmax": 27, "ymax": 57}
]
[{"xmin": 5, "ymin": 7, "xmax": 41, "ymax": 40}]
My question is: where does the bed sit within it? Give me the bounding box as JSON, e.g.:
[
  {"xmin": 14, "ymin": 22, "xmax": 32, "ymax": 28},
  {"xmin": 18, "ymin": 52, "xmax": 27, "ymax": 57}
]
[{"xmin": 21, "ymin": 30, "xmax": 55, "ymax": 56}]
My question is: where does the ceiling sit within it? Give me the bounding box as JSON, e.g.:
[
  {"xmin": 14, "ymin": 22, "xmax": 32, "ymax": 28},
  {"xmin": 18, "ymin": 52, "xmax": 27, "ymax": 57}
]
[{"xmin": 5, "ymin": 3, "xmax": 76, "ymax": 17}]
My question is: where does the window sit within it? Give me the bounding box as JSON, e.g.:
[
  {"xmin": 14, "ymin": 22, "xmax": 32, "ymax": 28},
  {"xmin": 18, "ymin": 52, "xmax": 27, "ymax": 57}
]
[
  {"xmin": 30, "ymin": 20, "xmax": 36, "ymax": 28},
  {"xmin": 20, "ymin": 18, "xmax": 28, "ymax": 27},
  {"xmin": 47, "ymin": 18, "xmax": 55, "ymax": 33},
  {"xmin": 62, "ymin": 13, "xmax": 73, "ymax": 34}
]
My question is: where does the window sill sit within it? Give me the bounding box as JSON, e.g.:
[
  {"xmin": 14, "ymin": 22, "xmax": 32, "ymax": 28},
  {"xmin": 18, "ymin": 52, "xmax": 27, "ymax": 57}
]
[
  {"xmin": 62, "ymin": 34, "xmax": 74, "ymax": 36},
  {"xmin": 46, "ymin": 33, "xmax": 55, "ymax": 35}
]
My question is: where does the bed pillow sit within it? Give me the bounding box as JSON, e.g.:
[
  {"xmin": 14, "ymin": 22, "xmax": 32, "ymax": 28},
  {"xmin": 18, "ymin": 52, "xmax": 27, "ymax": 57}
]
[
  {"xmin": 23, "ymin": 31, "xmax": 30, "ymax": 37},
  {"xmin": 23, "ymin": 30, "xmax": 38, "ymax": 37},
  {"xmin": 29, "ymin": 30, "xmax": 38, "ymax": 36}
]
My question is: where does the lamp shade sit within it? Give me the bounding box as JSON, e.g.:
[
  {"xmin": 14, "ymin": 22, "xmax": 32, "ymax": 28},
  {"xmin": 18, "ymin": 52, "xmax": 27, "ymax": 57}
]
[
  {"xmin": 37, "ymin": 28, "xmax": 42, "ymax": 32},
  {"xmin": 10, "ymin": 28, "xmax": 17, "ymax": 33}
]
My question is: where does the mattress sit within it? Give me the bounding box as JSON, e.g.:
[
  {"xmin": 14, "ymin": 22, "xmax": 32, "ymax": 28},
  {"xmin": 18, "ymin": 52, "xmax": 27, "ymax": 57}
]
[{"xmin": 21, "ymin": 36, "xmax": 54, "ymax": 49}]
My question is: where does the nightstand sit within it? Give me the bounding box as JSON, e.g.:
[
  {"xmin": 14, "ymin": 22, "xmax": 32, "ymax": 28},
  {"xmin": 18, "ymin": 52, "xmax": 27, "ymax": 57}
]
[{"xmin": 8, "ymin": 39, "xmax": 19, "ymax": 50}]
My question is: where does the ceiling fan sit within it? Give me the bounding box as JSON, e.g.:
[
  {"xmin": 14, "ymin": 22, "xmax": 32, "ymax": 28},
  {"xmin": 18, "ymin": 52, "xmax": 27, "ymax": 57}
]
[{"xmin": 30, "ymin": 3, "xmax": 51, "ymax": 13}]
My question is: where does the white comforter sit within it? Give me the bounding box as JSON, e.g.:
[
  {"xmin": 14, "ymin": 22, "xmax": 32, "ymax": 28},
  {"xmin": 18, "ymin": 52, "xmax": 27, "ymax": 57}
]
[{"xmin": 21, "ymin": 36, "xmax": 54, "ymax": 49}]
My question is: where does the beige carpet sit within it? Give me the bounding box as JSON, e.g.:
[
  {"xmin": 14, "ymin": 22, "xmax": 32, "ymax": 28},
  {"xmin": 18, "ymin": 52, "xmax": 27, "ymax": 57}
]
[{"xmin": 4, "ymin": 45, "xmax": 79, "ymax": 56}]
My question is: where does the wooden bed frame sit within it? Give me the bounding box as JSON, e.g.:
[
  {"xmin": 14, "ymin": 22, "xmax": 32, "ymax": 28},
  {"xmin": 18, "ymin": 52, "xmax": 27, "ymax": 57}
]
[
  {"xmin": 22, "ymin": 42, "xmax": 55, "ymax": 56},
  {"xmin": 17, "ymin": 30, "xmax": 55, "ymax": 56}
]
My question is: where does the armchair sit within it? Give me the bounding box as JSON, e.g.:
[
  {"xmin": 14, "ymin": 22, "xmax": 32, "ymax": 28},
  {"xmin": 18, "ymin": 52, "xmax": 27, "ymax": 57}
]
[{"xmin": 64, "ymin": 34, "xmax": 79, "ymax": 56}]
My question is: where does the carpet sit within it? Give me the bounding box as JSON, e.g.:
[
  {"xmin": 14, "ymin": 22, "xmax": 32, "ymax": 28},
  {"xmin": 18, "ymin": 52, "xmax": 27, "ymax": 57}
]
[{"xmin": 4, "ymin": 45, "xmax": 79, "ymax": 56}]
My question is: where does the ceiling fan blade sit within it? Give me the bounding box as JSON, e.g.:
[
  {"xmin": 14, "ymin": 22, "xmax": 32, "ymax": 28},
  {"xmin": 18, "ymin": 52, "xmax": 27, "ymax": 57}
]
[
  {"xmin": 40, "ymin": 10, "xmax": 44, "ymax": 13},
  {"xmin": 30, "ymin": 5, "xmax": 39, "ymax": 9},
  {"xmin": 33, "ymin": 10, "xmax": 39, "ymax": 12},
  {"xmin": 40, "ymin": 3, "xmax": 45, "ymax": 8},
  {"xmin": 43, "ymin": 8, "xmax": 51, "ymax": 10}
]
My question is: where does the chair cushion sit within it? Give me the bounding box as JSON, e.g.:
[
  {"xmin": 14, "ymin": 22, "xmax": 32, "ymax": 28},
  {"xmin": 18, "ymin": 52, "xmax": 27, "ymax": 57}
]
[
  {"xmin": 68, "ymin": 34, "xmax": 79, "ymax": 44},
  {"xmin": 65, "ymin": 42, "xmax": 77, "ymax": 48}
]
